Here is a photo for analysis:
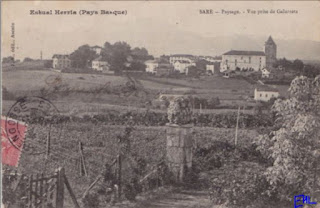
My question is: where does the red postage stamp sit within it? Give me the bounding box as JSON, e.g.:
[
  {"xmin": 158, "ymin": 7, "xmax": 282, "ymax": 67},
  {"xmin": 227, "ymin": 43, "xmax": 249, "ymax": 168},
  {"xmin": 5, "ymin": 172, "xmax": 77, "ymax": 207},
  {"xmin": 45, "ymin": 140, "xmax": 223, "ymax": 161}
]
[{"xmin": 1, "ymin": 117, "xmax": 27, "ymax": 167}]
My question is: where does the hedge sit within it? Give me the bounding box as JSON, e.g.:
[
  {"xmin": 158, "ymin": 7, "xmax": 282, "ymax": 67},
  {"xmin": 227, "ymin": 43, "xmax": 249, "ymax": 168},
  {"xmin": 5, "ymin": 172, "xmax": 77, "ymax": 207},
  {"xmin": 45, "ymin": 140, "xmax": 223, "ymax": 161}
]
[{"xmin": 34, "ymin": 111, "xmax": 273, "ymax": 128}]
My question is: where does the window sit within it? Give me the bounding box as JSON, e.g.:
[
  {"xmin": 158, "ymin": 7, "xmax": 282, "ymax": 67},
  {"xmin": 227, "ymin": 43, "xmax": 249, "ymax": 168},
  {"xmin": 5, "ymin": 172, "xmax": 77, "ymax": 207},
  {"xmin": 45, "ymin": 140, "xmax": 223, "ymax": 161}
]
[
  {"xmin": 266, "ymin": 94, "xmax": 268, "ymax": 97},
  {"xmin": 260, "ymin": 93, "xmax": 262, "ymax": 97},
  {"xmin": 249, "ymin": 57, "xmax": 251, "ymax": 63}
]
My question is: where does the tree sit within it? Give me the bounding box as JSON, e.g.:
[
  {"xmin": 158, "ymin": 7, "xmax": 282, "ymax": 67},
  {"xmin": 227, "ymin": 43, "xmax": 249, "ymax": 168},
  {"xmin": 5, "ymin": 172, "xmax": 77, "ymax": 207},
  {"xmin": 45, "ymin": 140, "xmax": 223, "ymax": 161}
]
[
  {"xmin": 187, "ymin": 66, "xmax": 200, "ymax": 77},
  {"xmin": 292, "ymin": 59, "xmax": 304, "ymax": 72},
  {"xmin": 128, "ymin": 61, "xmax": 146, "ymax": 71},
  {"xmin": 302, "ymin": 64, "xmax": 320, "ymax": 78},
  {"xmin": 44, "ymin": 60, "xmax": 53, "ymax": 68},
  {"xmin": 23, "ymin": 57, "xmax": 34, "ymax": 62},
  {"xmin": 2, "ymin": 56, "xmax": 14, "ymax": 63},
  {"xmin": 273, "ymin": 58, "xmax": 292, "ymax": 69},
  {"xmin": 195, "ymin": 59, "xmax": 210, "ymax": 71},
  {"xmin": 107, "ymin": 41, "xmax": 131, "ymax": 72},
  {"xmin": 255, "ymin": 75, "xmax": 320, "ymax": 202},
  {"xmin": 70, "ymin": 45, "xmax": 97, "ymax": 68},
  {"xmin": 131, "ymin": 47, "xmax": 153, "ymax": 61}
]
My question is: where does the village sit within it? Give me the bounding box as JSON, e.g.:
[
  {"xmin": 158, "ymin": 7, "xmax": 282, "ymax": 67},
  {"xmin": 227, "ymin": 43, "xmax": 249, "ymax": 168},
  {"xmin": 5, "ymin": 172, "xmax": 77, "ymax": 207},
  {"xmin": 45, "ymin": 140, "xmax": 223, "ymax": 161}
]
[{"xmin": 45, "ymin": 36, "xmax": 298, "ymax": 106}]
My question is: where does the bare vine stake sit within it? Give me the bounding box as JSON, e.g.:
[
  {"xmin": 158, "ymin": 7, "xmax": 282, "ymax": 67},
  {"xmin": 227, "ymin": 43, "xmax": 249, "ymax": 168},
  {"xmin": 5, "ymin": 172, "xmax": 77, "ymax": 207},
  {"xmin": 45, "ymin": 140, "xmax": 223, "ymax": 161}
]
[
  {"xmin": 79, "ymin": 142, "xmax": 88, "ymax": 176},
  {"xmin": 235, "ymin": 106, "xmax": 240, "ymax": 148}
]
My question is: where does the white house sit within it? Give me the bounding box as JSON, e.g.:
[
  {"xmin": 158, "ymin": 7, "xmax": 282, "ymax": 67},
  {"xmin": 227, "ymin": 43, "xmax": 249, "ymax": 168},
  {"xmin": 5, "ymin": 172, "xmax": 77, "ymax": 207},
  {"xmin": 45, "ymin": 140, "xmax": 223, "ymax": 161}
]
[
  {"xmin": 91, "ymin": 46, "xmax": 102, "ymax": 55},
  {"xmin": 261, "ymin": 68, "xmax": 271, "ymax": 78},
  {"xmin": 254, "ymin": 86, "xmax": 279, "ymax": 102},
  {"xmin": 221, "ymin": 50, "xmax": 266, "ymax": 72},
  {"xmin": 145, "ymin": 60, "xmax": 159, "ymax": 73},
  {"xmin": 52, "ymin": 54, "xmax": 71, "ymax": 69},
  {"xmin": 169, "ymin": 54, "xmax": 194, "ymax": 65},
  {"xmin": 173, "ymin": 60, "xmax": 196, "ymax": 73},
  {"xmin": 92, "ymin": 56, "xmax": 110, "ymax": 71},
  {"xmin": 206, "ymin": 64, "xmax": 215, "ymax": 73}
]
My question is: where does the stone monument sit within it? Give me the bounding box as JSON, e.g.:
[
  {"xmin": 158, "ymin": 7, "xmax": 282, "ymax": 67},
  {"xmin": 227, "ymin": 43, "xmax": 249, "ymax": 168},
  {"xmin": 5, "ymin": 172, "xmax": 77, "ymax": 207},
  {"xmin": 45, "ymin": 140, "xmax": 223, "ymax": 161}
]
[{"xmin": 166, "ymin": 96, "xmax": 193, "ymax": 182}]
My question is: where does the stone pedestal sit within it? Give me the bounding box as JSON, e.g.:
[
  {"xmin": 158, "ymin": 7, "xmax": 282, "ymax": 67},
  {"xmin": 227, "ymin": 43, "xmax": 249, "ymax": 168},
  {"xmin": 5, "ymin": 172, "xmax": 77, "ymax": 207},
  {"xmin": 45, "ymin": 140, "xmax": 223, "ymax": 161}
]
[{"xmin": 166, "ymin": 123, "xmax": 193, "ymax": 182}]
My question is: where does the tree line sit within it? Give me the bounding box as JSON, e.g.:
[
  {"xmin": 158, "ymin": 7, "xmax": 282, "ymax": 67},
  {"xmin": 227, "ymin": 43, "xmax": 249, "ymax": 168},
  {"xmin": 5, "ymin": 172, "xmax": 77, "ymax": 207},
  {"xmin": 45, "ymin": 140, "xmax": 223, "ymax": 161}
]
[
  {"xmin": 69, "ymin": 42, "xmax": 154, "ymax": 72},
  {"xmin": 274, "ymin": 58, "xmax": 320, "ymax": 78}
]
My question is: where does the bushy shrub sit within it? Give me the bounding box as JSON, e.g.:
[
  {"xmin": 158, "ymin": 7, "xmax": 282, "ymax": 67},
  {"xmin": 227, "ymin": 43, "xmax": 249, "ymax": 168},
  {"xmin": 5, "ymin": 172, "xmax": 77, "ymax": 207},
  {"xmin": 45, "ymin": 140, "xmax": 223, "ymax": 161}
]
[
  {"xmin": 25, "ymin": 110, "xmax": 273, "ymax": 128},
  {"xmin": 209, "ymin": 162, "xmax": 270, "ymax": 207}
]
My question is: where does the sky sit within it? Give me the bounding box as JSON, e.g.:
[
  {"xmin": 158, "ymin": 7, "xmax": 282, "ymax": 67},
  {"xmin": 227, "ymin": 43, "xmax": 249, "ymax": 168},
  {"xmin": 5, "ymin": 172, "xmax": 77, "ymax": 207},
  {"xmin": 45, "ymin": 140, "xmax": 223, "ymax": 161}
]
[{"xmin": 2, "ymin": 1, "xmax": 320, "ymax": 60}]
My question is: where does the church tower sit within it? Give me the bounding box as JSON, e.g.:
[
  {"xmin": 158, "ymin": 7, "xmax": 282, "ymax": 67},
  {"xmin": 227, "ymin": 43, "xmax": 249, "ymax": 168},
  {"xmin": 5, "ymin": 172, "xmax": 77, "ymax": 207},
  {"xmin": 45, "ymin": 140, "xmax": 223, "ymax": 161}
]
[{"xmin": 265, "ymin": 36, "xmax": 277, "ymax": 68}]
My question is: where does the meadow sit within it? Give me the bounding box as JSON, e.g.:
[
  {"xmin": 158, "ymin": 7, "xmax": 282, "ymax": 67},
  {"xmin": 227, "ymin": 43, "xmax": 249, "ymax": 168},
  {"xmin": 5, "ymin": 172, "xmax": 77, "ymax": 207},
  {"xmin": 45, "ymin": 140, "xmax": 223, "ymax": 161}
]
[{"xmin": 2, "ymin": 67, "xmax": 288, "ymax": 116}]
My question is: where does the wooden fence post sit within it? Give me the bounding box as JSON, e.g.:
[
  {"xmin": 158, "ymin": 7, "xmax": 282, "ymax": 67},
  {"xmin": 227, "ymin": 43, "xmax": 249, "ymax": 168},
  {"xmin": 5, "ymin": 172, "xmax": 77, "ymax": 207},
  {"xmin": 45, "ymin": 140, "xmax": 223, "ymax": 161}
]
[
  {"xmin": 56, "ymin": 167, "xmax": 65, "ymax": 208},
  {"xmin": 64, "ymin": 174, "xmax": 80, "ymax": 208}
]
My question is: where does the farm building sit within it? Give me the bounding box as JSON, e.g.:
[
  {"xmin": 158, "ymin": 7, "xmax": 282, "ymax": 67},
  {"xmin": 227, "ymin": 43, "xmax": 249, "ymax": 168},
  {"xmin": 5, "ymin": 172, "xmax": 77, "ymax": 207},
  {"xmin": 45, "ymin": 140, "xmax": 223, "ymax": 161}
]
[
  {"xmin": 206, "ymin": 64, "xmax": 215, "ymax": 74},
  {"xmin": 254, "ymin": 85, "xmax": 279, "ymax": 102},
  {"xmin": 145, "ymin": 60, "xmax": 159, "ymax": 73},
  {"xmin": 261, "ymin": 68, "xmax": 271, "ymax": 78},
  {"xmin": 52, "ymin": 54, "xmax": 71, "ymax": 69},
  {"xmin": 169, "ymin": 54, "xmax": 195, "ymax": 65},
  {"xmin": 92, "ymin": 56, "xmax": 111, "ymax": 72},
  {"xmin": 223, "ymin": 69, "xmax": 236, "ymax": 78},
  {"xmin": 156, "ymin": 64, "xmax": 174, "ymax": 76},
  {"xmin": 91, "ymin": 45, "xmax": 102, "ymax": 55},
  {"xmin": 173, "ymin": 60, "xmax": 196, "ymax": 74}
]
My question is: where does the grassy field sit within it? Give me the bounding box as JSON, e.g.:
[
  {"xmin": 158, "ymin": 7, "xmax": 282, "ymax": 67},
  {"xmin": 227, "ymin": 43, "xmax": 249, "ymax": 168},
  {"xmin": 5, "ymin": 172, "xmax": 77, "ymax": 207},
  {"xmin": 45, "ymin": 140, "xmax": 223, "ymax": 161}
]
[
  {"xmin": 3, "ymin": 69, "xmax": 126, "ymax": 93},
  {"xmin": 2, "ymin": 63, "xmax": 290, "ymax": 115}
]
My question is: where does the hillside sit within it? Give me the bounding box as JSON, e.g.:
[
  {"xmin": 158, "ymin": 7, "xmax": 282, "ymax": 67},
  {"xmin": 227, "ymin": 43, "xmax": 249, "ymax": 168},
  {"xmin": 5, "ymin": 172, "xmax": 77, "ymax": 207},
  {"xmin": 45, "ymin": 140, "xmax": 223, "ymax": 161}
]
[{"xmin": 2, "ymin": 66, "xmax": 291, "ymax": 117}]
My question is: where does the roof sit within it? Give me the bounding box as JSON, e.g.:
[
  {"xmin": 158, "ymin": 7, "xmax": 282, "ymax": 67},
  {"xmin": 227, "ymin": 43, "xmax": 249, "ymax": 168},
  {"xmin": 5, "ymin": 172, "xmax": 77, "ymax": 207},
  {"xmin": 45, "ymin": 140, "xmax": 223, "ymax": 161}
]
[
  {"xmin": 223, "ymin": 50, "xmax": 265, "ymax": 56},
  {"xmin": 91, "ymin": 45, "xmax": 102, "ymax": 49},
  {"xmin": 171, "ymin": 54, "xmax": 194, "ymax": 57},
  {"xmin": 223, "ymin": 69, "xmax": 233, "ymax": 73},
  {"xmin": 255, "ymin": 85, "xmax": 279, "ymax": 92},
  {"xmin": 52, "ymin": 54, "xmax": 70, "ymax": 59},
  {"xmin": 93, "ymin": 56, "xmax": 108, "ymax": 62},
  {"xmin": 265, "ymin": 36, "xmax": 276, "ymax": 45},
  {"xmin": 174, "ymin": 60, "xmax": 192, "ymax": 64}
]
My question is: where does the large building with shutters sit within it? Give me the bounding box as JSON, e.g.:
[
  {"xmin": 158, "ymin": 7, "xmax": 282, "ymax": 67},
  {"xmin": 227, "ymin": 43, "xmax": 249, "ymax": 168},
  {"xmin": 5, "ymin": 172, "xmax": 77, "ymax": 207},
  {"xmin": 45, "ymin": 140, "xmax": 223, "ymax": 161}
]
[{"xmin": 220, "ymin": 36, "xmax": 277, "ymax": 72}]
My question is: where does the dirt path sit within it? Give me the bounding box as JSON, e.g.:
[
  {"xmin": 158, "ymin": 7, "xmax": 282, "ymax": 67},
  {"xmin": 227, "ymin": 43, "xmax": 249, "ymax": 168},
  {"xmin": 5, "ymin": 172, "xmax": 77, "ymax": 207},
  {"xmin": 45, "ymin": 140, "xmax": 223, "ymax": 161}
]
[{"xmin": 117, "ymin": 187, "xmax": 214, "ymax": 208}]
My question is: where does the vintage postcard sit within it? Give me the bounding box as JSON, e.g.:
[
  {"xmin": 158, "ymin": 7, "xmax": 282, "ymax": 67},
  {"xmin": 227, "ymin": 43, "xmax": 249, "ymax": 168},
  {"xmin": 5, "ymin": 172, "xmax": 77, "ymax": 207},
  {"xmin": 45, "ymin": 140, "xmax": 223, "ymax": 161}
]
[{"xmin": 1, "ymin": 1, "xmax": 320, "ymax": 208}]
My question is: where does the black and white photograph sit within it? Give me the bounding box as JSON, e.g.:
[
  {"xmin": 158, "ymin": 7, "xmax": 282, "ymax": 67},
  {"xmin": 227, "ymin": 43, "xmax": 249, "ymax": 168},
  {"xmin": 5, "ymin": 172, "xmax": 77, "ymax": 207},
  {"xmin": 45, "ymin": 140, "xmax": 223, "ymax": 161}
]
[{"xmin": 1, "ymin": 1, "xmax": 320, "ymax": 207}]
